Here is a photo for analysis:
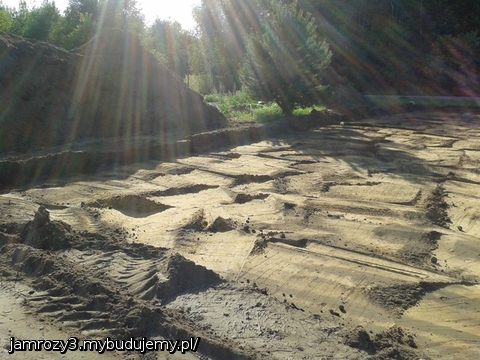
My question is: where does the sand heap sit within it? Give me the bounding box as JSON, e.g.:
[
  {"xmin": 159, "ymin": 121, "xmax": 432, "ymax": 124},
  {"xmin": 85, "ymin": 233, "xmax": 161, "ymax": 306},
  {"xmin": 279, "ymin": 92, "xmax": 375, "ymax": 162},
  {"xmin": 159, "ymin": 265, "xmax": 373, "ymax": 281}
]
[{"xmin": 0, "ymin": 29, "xmax": 226, "ymax": 154}]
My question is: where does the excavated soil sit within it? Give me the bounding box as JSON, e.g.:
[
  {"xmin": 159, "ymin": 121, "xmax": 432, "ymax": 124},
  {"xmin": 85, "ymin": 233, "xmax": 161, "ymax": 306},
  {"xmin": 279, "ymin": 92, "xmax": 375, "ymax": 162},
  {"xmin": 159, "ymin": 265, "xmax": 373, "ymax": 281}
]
[
  {"xmin": 0, "ymin": 30, "xmax": 227, "ymax": 155},
  {"xmin": 1, "ymin": 110, "xmax": 480, "ymax": 359}
]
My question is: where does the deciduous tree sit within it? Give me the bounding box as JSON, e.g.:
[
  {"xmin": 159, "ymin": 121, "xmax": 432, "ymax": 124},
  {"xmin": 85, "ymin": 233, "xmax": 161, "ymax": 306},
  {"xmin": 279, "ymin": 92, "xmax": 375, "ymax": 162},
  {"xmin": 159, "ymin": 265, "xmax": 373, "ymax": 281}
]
[{"xmin": 241, "ymin": 0, "xmax": 331, "ymax": 115}]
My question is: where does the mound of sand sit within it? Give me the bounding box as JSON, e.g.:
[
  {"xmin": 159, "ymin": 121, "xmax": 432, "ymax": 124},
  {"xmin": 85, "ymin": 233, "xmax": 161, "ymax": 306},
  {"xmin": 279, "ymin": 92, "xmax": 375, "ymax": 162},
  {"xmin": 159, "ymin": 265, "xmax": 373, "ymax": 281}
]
[
  {"xmin": 0, "ymin": 29, "xmax": 226, "ymax": 154},
  {"xmin": 205, "ymin": 216, "xmax": 236, "ymax": 232},
  {"xmin": 160, "ymin": 253, "xmax": 224, "ymax": 301}
]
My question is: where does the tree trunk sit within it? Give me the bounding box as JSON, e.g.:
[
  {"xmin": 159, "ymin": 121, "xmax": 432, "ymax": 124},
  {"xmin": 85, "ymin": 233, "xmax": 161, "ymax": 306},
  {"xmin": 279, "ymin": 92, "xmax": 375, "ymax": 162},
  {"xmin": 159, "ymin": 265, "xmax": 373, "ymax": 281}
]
[{"xmin": 275, "ymin": 96, "xmax": 293, "ymax": 116}]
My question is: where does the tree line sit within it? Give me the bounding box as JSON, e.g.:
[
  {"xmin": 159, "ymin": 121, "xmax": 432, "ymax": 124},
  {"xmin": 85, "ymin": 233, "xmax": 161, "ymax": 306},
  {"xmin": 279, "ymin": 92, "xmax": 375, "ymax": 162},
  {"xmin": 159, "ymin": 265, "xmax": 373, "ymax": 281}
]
[
  {"xmin": 298, "ymin": 0, "xmax": 480, "ymax": 95},
  {"xmin": 0, "ymin": 0, "xmax": 145, "ymax": 49},
  {"xmin": 189, "ymin": 0, "xmax": 480, "ymax": 96},
  {"xmin": 1, "ymin": 0, "xmax": 479, "ymax": 112}
]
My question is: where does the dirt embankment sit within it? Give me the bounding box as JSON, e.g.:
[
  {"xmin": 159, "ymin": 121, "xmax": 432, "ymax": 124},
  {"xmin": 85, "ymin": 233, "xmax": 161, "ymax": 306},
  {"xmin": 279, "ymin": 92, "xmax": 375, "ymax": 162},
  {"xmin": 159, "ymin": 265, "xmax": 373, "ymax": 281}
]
[
  {"xmin": 0, "ymin": 29, "xmax": 226, "ymax": 156},
  {"xmin": 0, "ymin": 109, "xmax": 344, "ymax": 191}
]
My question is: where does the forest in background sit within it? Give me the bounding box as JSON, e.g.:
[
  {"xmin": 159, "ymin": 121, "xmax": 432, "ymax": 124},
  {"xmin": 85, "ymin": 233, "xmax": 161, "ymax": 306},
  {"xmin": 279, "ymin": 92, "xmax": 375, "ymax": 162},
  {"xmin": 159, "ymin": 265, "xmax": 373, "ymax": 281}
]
[{"xmin": 1, "ymin": 0, "xmax": 479, "ymax": 99}]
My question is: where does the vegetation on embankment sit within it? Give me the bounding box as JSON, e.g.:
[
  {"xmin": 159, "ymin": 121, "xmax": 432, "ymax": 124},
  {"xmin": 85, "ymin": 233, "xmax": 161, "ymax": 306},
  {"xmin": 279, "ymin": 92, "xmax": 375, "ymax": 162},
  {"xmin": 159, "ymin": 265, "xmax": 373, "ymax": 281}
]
[{"xmin": 203, "ymin": 92, "xmax": 326, "ymax": 123}]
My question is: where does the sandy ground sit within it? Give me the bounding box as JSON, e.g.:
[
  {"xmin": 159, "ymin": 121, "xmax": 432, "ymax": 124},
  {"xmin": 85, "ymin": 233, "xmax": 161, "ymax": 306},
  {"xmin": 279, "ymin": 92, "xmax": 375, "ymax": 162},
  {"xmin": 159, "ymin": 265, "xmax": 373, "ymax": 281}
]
[{"xmin": 1, "ymin": 110, "xmax": 480, "ymax": 359}]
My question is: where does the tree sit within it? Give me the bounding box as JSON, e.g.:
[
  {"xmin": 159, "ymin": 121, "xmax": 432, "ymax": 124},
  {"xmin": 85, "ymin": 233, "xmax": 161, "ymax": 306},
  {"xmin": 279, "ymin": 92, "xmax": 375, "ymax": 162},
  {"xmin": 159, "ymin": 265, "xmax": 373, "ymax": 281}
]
[
  {"xmin": 63, "ymin": 11, "xmax": 94, "ymax": 49},
  {"xmin": 9, "ymin": 0, "xmax": 29, "ymax": 36},
  {"xmin": 241, "ymin": 0, "xmax": 331, "ymax": 115},
  {"xmin": 0, "ymin": 5, "xmax": 13, "ymax": 33},
  {"xmin": 23, "ymin": 1, "xmax": 60, "ymax": 41},
  {"xmin": 429, "ymin": 31, "xmax": 480, "ymax": 95},
  {"xmin": 64, "ymin": 0, "xmax": 100, "ymax": 34},
  {"xmin": 192, "ymin": 0, "xmax": 269, "ymax": 93},
  {"xmin": 192, "ymin": 0, "xmax": 236, "ymax": 92},
  {"xmin": 100, "ymin": 0, "xmax": 145, "ymax": 34},
  {"xmin": 144, "ymin": 19, "xmax": 191, "ymax": 79}
]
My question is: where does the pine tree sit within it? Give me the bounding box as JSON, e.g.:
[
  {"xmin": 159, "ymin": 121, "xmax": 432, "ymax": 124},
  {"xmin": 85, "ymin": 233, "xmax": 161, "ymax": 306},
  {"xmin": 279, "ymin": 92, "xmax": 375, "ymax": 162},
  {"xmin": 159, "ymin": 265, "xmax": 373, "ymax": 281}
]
[{"xmin": 241, "ymin": 0, "xmax": 331, "ymax": 115}]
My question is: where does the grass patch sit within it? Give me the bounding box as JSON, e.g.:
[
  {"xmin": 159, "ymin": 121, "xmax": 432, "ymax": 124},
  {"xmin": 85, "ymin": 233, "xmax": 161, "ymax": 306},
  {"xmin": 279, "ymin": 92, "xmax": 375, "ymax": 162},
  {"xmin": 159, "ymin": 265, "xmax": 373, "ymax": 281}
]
[
  {"xmin": 253, "ymin": 103, "xmax": 283, "ymax": 123},
  {"xmin": 204, "ymin": 92, "xmax": 325, "ymax": 122},
  {"xmin": 293, "ymin": 105, "xmax": 325, "ymax": 116},
  {"xmin": 203, "ymin": 93, "xmax": 222, "ymax": 103}
]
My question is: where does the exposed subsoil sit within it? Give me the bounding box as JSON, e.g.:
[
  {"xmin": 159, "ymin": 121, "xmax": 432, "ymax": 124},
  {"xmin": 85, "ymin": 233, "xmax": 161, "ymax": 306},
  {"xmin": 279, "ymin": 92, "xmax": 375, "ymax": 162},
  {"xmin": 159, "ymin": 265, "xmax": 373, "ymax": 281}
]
[
  {"xmin": 0, "ymin": 30, "xmax": 227, "ymax": 155},
  {"xmin": 1, "ymin": 110, "xmax": 480, "ymax": 359}
]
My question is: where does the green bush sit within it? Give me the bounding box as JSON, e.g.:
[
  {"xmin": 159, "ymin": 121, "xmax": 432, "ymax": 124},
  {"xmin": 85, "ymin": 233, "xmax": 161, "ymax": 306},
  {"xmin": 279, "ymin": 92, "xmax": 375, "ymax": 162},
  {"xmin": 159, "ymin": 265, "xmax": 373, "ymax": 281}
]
[
  {"xmin": 188, "ymin": 74, "xmax": 215, "ymax": 95},
  {"xmin": 252, "ymin": 103, "xmax": 282, "ymax": 123},
  {"xmin": 0, "ymin": 8, "xmax": 13, "ymax": 33},
  {"xmin": 203, "ymin": 93, "xmax": 221, "ymax": 102},
  {"xmin": 203, "ymin": 91, "xmax": 325, "ymax": 122}
]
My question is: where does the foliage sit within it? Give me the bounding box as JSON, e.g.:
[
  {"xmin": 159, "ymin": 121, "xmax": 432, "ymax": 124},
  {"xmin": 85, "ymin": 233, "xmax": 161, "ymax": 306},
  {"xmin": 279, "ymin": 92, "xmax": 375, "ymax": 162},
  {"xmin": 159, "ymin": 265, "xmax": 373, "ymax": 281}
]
[
  {"xmin": 252, "ymin": 103, "xmax": 282, "ymax": 123},
  {"xmin": 0, "ymin": 0, "xmax": 145, "ymax": 47},
  {"xmin": 188, "ymin": 74, "xmax": 216, "ymax": 95},
  {"xmin": 63, "ymin": 12, "xmax": 94, "ymax": 49},
  {"xmin": 429, "ymin": 31, "xmax": 480, "ymax": 94},
  {"xmin": 241, "ymin": 0, "xmax": 331, "ymax": 115},
  {"xmin": 292, "ymin": 0, "xmax": 480, "ymax": 94},
  {"xmin": 0, "ymin": 0, "xmax": 479, "ymax": 99},
  {"xmin": 9, "ymin": 0, "xmax": 29, "ymax": 36},
  {"xmin": 0, "ymin": 4, "xmax": 12, "ymax": 33},
  {"xmin": 204, "ymin": 91, "xmax": 278, "ymax": 122},
  {"xmin": 64, "ymin": 0, "xmax": 100, "ymax": 34},
  {"xmin": 23, "ymin": 1, "xmax": 61, "ymax": 42},
  {"xmin": 143, "ymin": 19, "xmax": 191, "ymax": 79},
  {"xmin": 192, "ymin": 0, "xmax": 253, "ymax": 93},
  {"xmin": 203, "ymin": 93, "xmax": 221, "ymax": 103},
  {"xmin": 204, "ymin": 91, "xmax": 325, "ymax": 122},
  {"xmin": 426, "ymin": 0, "xmax": 480, "ymax": 36}
]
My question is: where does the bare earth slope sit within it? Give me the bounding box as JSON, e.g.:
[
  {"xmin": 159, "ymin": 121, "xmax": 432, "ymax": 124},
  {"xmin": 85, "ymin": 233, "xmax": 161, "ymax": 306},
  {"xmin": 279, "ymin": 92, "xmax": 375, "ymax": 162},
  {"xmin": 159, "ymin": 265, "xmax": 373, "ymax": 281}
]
[
  {"xmin": 0, "ymin": 30, "xmax": 226, "ymax": 154},
  {"xmin": 1, "ymin": 110, "xmax": 480, "ymax": 359}
]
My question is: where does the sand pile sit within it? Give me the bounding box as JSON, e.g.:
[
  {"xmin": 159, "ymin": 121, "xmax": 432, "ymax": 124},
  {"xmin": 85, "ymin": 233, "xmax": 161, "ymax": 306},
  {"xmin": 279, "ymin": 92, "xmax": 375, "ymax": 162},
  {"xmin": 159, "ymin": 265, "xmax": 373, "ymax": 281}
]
[{"xmin": 0, "ymin": 29, "xmax": 226, "ymax": 154}]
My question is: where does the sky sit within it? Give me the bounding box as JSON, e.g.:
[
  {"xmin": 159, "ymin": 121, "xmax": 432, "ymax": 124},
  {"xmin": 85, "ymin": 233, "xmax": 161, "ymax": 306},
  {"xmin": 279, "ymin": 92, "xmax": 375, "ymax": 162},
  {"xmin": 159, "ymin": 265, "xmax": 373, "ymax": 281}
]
[{"xmin": 1, "ymin": 0, "xmax": 201, "ymax": 30}]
